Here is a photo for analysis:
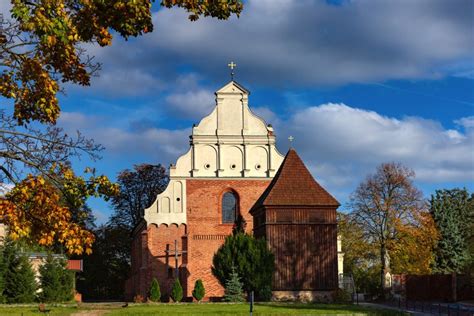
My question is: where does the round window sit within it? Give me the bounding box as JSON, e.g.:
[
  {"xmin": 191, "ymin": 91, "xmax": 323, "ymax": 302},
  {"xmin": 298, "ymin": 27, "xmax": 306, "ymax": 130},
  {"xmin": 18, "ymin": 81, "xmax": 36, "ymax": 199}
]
[
  {"xmin": 204, "ymin": 163, "xmax": 211, "ymax": 169},
  {"xmin": 255, "ymin": 164, "xmax": 261, "ymax": 170},
  {"xmin": 230, "ymin": 164, "xmax": 236, "ymax": 170},
  {"xmin": 176, "ymin": 197, "xmax": 181, "ymax": 202}
]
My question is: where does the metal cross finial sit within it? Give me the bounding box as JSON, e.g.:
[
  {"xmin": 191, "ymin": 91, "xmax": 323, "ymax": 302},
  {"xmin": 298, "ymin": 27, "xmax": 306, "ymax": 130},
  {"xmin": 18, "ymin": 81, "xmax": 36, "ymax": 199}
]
[
  {"xmin": 228, "ymin": 61, "xmax": 237, "ymax": 80},
  {"xmin": 288, "ymin": 135, "xmax": 294, "ymax": 143}
]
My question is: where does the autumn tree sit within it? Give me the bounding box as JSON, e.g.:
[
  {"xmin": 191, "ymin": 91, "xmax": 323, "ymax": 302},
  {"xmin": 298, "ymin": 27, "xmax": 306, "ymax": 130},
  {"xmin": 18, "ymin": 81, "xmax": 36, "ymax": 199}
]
[
  {"xmin": 1, "ymin": 0, "xmax": 240, "ymax": 253},
  {"xmin": 338, "ymin": 212, "xmax": 380, "ymax": 295},
  {"xmin": 0, "ymin": 0, "xmax": 243, "ymax": 253},
  {"xmin": 109, "ymin": 164, "xmax": 169, "ymax": 231},
  {"xmin": 348, "ymin": 162, "xmax": 434, "ymax": 297},
  {"xmin": 1, "ymin": 0, "xmax": 243, "ymax": 125},
  {"xmin": 430, "ymin": 188, "xmax": 474, "ymax": 273}
]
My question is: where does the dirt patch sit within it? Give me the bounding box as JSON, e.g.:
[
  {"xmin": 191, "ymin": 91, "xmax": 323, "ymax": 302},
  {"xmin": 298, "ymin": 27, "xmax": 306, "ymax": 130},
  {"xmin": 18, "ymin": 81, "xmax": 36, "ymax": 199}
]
[{"xmin": 71, "ymin": 310, "xmax": 108, "ymax": 316}]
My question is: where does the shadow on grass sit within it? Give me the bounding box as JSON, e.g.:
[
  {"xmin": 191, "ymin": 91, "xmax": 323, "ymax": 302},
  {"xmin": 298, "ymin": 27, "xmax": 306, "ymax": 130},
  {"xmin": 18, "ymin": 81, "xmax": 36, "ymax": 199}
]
[{"xmin": 255, "ymin": 302, "xmax": 406, "ymax": 315}]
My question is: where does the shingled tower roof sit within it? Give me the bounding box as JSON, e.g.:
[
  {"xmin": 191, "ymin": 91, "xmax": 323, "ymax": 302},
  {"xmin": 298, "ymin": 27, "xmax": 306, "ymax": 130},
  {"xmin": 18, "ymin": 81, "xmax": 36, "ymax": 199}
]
[{"xmin": 252, "ymin": 149, "xmax": 339, "ymax": 208}]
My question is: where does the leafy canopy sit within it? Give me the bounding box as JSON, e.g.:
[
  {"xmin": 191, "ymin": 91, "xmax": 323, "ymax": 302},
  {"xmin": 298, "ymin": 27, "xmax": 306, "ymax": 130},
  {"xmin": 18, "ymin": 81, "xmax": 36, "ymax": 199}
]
[
  {"xmin": 0, "ymin": 171, "xmax": 117, "ymax": 255},
  {"xmin": 2, "ymin": 0, "xmax": 243, "ymax": 125},
  {"xmin": 348, "ymin": 162, "xmax": 435, "ymax": 295}
]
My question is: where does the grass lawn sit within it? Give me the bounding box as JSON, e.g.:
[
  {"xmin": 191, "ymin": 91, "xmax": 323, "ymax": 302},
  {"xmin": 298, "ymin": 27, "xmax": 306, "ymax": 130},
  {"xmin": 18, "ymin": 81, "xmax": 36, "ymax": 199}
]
[
  {"xmin": 108, "ymin": 302, "xmax": 406, "ymax": 315},
  {"xmin": 0, "ymin": 302, "xmax": 407, "ymax": 315},
  {"xmin": 0, "ymin": 305, "xmax": 80, "ymax": 315}
]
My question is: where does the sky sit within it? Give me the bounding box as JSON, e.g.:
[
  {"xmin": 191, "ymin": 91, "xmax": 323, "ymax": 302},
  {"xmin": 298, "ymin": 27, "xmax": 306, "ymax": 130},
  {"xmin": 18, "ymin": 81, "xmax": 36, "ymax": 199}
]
[{"xmin": 3, "ymin": 0, "xmax": 474, "ymax": 223}]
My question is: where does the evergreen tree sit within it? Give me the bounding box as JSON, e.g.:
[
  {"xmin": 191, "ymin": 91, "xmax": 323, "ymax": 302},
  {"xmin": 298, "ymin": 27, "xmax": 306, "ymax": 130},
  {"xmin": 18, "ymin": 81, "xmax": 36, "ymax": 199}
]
[
  {"xmin": 39, "ymin": 255, "xmax": 74, "ymax": 302},
  {"xmin": 170, "ymin": 279, "xmax": 183, "ymax": 302},
  {"xmin": 192, "ymin": 279, "xmax": 205, "ymax": 302},
  {"xmin": 212, "ymin": 232, "xmax": 274, "ymax": 301},
  {"xmin": 223, "ymin": 267, "xmax": 245, "ymax": 302},
  {"xmin": 0, "ymin": 243, "xmax": 6, "ymax": 303},
  {"xmin": 149, "ymin": 278, "xmax": 161, "ymax": 302},
  {"xmin": 3, "ymin": 241, "xmax": 37, "ymax": 303},
  {"xmin": 430, "ymin": 188, "xmax": 474, "ymax": 273}
]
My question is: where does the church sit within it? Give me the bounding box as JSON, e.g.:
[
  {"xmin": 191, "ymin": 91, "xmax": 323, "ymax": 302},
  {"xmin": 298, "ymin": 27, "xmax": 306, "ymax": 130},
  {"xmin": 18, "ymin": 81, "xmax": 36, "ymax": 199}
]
[{"xmin": 125, "ymin": 76, "xmax": 342, "ymax": 301}]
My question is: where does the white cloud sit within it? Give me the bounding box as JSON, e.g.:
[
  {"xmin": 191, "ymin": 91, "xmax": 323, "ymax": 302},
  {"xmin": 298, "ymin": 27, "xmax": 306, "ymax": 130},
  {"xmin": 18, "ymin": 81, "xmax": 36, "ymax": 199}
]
[
  {"xmin": 165, "ymin": 89, "xmax": 214, "ymax": 119},
  {"xmin": 275, "ymin": 104, "xmax": 474, "ymax": 193},
  {"xmin": 84, "ymin": 0, "xmax": 474, "ymax": 91},
  {"xmin": 455, "ymin": 116, "xmax": 474, "ymax": 130}
]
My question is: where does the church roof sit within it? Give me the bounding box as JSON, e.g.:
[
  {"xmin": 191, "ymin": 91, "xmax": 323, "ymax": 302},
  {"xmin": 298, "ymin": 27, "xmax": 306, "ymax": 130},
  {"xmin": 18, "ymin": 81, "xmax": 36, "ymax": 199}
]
[{"xmin": 252, "ymin": 148, "xmax": 340, "ymax": 209}]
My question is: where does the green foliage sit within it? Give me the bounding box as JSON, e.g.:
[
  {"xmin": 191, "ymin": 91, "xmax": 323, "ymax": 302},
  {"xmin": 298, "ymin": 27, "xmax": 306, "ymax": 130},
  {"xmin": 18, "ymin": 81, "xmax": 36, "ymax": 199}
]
[
  {"xmin": 430, "ymin": 188, "xmax": 474, "ymax": 273},
  {"xmin": 76, "ymin": 225, "xmax": 131, "ymax": 300},
  {"xmin": 149, "ymin": 278, "xmax": 161, "ymax": 302},
  {"xmin": 2, "ymin": 241, "xmax": 37, "ymax": 303},
  {"xmin": 170, "ymin": 279, "xmax": 183, "ymax": 302},
  {"xmin": 192, "ymin": 279, "xmax": 205, "ymax": 302},
  {"xmin": 332, "ymin": 288, "xmax": 352, "ymax": 303},
  {"xmin": 110, "ymin": 164, "xmax": 169, "ymax": 231},
  {"xmin": 0, "ymin": 243, "xmax": 5, "ymax": 303},
  {"xmin": 223, "ymin": 267, "xmax": 245, "ymax": 302},
  {"xmin": 39, "ymin": 255, "xmax": 74, "ymax": 303},
  {"xmin": 212, "ymin": 232, "xmax": 274, "ymax": 301}
]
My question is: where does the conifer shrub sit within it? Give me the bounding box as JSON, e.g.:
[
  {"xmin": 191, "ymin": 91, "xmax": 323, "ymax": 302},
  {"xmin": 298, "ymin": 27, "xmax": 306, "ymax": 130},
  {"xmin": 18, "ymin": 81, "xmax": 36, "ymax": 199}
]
[
  {"xmin": 192, "ymin": 279, "xmax": 205, "ymax": 302},
  {"xmin": 223, "ymin": 267, "xmax": 245, "ymax": 302},
  {"xmin": 149, "ymin": 278, "xmax": 161, "ymax": 302},
  {"xmin": 170, "ymin": 278, "xmax": 183, "ymax": 302},
  {"xmin": 2, "ymin": 241, "xmax": 37, "ymax": 303},
  {"xmin": 39, "ymin": 255, "xmax": 74, "ymax": 302},
  {"xmin": 212, "ymin": 232, "xmax": 274, "ymax": 301}
]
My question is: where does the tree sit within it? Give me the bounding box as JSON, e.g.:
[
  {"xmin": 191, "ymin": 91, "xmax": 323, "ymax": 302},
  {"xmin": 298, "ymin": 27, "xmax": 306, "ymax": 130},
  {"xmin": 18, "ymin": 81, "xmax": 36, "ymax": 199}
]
[
  {"xmin": 1, "ymin": 0, "xmax": 241, "ymax": 254},
  {"xmin": 109, "ymin": 164, "xmax": 169, "ymax": 231},
  {"xmin": 170, "ymin": 278, "xmax": 183, "ymax": 303},
  {"xmin": 223, "ymin": 267, "xmax": 245, "ymax": 302},
  {"xmin": 338, "ymin": 212, "xmax": 380, "ymax": 295},
  {"xmin": 2, "ymin": 240, "xmax": 37, "ymax": 303},
  {"xmin": 0, "ymin": 243, "xmax": 6, "ymax": 303},
  {"xmin": 212, "ymin": 232, "xmax": 274, "ymax": 301},
  {"xmin": 348, "ymin": 162, "xmax": 429, "ymax": 296},
  {"xmin": 1, "ymin": 1, "xmax": 243, "ymax": 126},
  {"xmin": 0, "ymin": 174, "xmax": 116, "ymax": 255},
  {"xmin": 192, "ymin": 279, "xmax": 205, "ymax": 302},
  {"xmin": 0, "ymin": 112, "xmax": 118, "ymax": 254},
  {"xmin": 430, "ymin": 188, "xmax": 474, "ymax": 273},
  {"xmin": 76, "ymin": 225, "xmax": 131, "ymax": 300},
  {"xmin": 149, "ymin": 278, "xmax": 161, "ymax": 302},
  {"xmin": 39, "ymin": 255, "xmax": 74, "ymax": 303}
]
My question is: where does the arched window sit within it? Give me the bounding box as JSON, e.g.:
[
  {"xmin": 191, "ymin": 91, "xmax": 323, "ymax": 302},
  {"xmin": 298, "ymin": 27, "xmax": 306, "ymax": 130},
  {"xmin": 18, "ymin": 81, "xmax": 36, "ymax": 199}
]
[{"xmin": 222, "ymin": 192, "xmax": 238, "ymax": 223}]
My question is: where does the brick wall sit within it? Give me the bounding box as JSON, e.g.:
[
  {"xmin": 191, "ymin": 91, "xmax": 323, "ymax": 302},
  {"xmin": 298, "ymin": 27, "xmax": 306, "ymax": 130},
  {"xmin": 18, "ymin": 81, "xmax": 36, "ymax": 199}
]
[
  {"xmin": 185, "ymin": 179, "xmax": 271, "ymax": 298},
  {"xmin": 127, "ymin": 178, "xmax": 271, "ymax": 301}
]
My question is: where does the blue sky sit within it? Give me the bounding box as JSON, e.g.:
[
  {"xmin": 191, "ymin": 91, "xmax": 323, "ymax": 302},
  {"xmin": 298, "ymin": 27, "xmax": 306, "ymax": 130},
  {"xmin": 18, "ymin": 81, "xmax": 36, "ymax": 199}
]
[{"xmin": 3, "ymin": 0, "xmax": 473, "ymax": 223}]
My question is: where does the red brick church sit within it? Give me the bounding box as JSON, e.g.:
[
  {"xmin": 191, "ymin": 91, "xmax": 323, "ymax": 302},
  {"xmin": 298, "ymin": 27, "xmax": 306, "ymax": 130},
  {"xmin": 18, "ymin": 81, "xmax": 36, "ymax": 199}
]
[{"xmin": 125, "ymin": 79, "xmax": 341, "ymax": 300}]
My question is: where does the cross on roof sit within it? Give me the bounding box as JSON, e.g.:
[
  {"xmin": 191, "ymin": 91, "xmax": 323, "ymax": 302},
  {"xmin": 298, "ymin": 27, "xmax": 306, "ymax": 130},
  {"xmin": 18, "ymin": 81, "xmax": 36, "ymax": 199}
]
[
  {"xmin": 228, "ymin": 61, "xmax": 237, "ymax": 80},
  {"xmin": 288, "ymin": 136, "xmax": 294, "ymax": 142}
]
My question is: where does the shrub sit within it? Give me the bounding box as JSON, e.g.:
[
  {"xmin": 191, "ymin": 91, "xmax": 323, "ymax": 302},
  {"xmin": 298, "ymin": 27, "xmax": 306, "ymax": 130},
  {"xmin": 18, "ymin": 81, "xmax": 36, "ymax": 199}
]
[
  {"xmin": 148, "ymin": 278, "xmax": 161, "ymax": 302},
  {"xmin": 39, "ymin": 255, "xmax": 74, "ymax": 302},
  {"xmin": 170, "ymin": 279, "xmax": 183, "ymax": 302},
  {"xmin": 192, "ymin": 279, "xmax": 205, "ymax": 302},
  {"xmin": 223, "ymin": 267, "xmax": 245, "ymax": 302},
  {"xmin": 332, "ymin": 288, "xmax": 352, "ymax": 303},
  {"xmin": 212, "ymin": 232, "xmax": 274, "ymax": 300}
]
